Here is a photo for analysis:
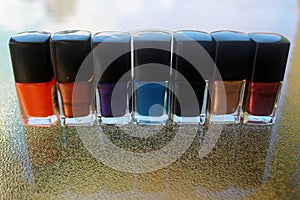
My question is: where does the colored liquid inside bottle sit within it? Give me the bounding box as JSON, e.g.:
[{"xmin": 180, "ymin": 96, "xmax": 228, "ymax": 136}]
[
  {"xmin": 97, "ymin": 82, "xmax": 131, "ymax": 124},
  {"xmin": 243, "ymin": 82, "xmax": 282, "ymax": 125},
  {"xmin": 209, "ymin": 80, "xmax": 245, "ymax": 123},
  {"xmin": 16, "ymin": 78, "xmax": 58, "ymax": 126},
  {"xmin": 173, "ymin": 81, "xmax": 208, "ymax": 124},
  {"xmin": 134, "ymin": 81, "xmax": 168, "ymax": 124},
  {"xmin": 57, "ymin": 81, "xmax": 95, "ymax": 126}
]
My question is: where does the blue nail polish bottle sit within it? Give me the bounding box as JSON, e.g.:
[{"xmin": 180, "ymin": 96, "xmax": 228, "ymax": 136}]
[
  {"xmin": 172, "ymin": 31, "xmax": 214, "ymax": 124},
  {"xmin": 133, "ymin": 31, "xmax": 171, "ymax": 125},
  {"xmin": 93, "ymin": 32, "xmax": 132, "ymax": 125}
]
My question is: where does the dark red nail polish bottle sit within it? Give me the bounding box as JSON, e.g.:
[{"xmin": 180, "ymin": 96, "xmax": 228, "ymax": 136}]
[{"xmin": 243, "ymin": 33, "xmax": 290, "ymax": 125}]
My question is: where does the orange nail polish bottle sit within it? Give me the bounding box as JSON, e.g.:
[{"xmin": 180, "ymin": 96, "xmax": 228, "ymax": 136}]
[{"xmin": 9, "ymin": 31, "xmax": 59, "ymax": 127}]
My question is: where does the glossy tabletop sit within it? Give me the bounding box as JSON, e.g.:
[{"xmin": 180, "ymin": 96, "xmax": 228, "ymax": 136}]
[{"xmin": 0, "ymin": 0, "xmax": 299, "ymax": 199}]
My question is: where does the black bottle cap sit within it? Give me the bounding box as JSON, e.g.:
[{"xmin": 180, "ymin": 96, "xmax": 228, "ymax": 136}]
[
  {"xmin": 248, "ymin": 33, "xmax": 290, "ymax": 82},
  {"xmin": 93, "ymin": 32, "xmax": 131, "ymax": 83},
  {"xmin": 173, "ymin": 30, "xmax": 214, "ymax": 82},
  {"xmin": 9, "ymin": 31, "xmax": 54, "ymax": 83},
  {"xmin": 50, "ymin": 30, "xmax": 93, "ymax": 82},
  {"xmin": 134, "ymin": 31, "xmax": 171, "ymax": 81},
  {"xmin": 211, "ymin": 31, "xmax": 250, "ymax": 81}
]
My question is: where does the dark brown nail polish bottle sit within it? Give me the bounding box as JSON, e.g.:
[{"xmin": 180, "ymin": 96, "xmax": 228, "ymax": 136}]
[{"xmin": 50, "ymin": 30, "xmax": 96, "ymax": 126}]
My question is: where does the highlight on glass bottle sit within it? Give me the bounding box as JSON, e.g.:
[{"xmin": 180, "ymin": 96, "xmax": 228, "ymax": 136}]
[
  {"xmin": 93, "ymin": 32, "xmax": 132, "ymax": 125},
  {"xmin": 171, "ymin": 30, "xmax": 214, "ymax": 124},
  {"xmin": 133, "ymin": 31, "xmax": 172, "ymax": 125},
  {"xmin": 50, "ymin": 30, "xmax": 96, "ymax": 126},
  {"xmin": 242, "ymin": 33, "xmax": 290, "ymax": 125},
  {"xmin": 9, "ymin": 31, "xmax": 58, "ymax": 127},
  {"xmin": 209, "ymin": 31, "xmax": 251, "ymax": 124}
]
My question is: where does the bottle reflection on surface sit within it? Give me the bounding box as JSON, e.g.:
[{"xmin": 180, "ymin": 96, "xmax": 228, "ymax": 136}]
[
  {"xmin": 1, "ymin": 126, "xmax": 34, "ymax": 200},
  {"xmin": 134, "ymin": 169, "xmax": 170, "ymax": 199},
  {"xmin": 25, "ymin": 126, "xmax": 62, "ymax": 165},
  {"xmin": 57, "ymin": 126, "xmax": 134, "ymax": 198},
  {"xmin": 75, "ymin": 125, "xmax": 170, "ymax": 198},
  {"xmin": 233, "ymin": 125, "xmax": 272, "ymax": 189},
  {"xmin": 167, "ymin": 124, "xmax": 274, "ymax": 199},
  {"xmin": 23, "ymin": 125, "xmax": 67, "ymax": 198},
  {"xmin": 10, "ymin": 123, "xmax": 275, "ymax": 199}
]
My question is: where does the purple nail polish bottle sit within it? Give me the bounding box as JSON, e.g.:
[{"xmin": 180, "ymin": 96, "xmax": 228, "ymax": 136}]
[{"xmin": 93, "ymin": 32, "xmax": 132, "ymax": 125}]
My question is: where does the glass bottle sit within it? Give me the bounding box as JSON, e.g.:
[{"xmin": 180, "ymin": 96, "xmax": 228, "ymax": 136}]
[
  {"xmin": 172, "ymin": 30, "xmax": 214, "ymax": 124},
  {"xmin": 9, "ymin": 31, "xmax": 58, "ymax": 127},
  {"xmin": 133, "ymin": 31, "xmax": 171, "ymax": 125},
  {"xmin": 209, "ymin": 31, "xmax": 251, "ymax": 124},
  {"xmin": 50, "ymin": 30, "xmax": 96, "ymax": 126},
  {"xmin": 93, "ymin": 32, "xmax": 132, "ymax": 125},
  {"xmin": 243, "ymin": 33, "xmax": 290, "ymax": 125}
]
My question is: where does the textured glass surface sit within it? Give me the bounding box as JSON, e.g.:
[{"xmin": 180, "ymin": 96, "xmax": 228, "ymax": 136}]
[{"xmin": 0, "ymin": 0, "xmax": 299, "ymax": 199}]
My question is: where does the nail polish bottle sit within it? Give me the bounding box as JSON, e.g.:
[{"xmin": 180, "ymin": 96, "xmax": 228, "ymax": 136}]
[
  {"xmin": 133, "ymin": 31, "xmax": 171, "ymax": 125},
  {"xmin": 9, "ymin": 31, "xmax": 58, "ymax": 127},
  {"xmin": 93, "ymin": 32, "xmax": 132, "ymax": 125},
  {"xmin": 209, "ymin": 31, "xmax": 250, "ymax": 124},
  {"xmin": 243, "ymin": 33, "xmax": 290, "ymax": 125},
  {"xmin": 172, "ymin": 30, "xmax": 214, "ymax": 124},
  {"xmin": 50, "ymin": 30, "xmax": 96, "ymax": 126}
]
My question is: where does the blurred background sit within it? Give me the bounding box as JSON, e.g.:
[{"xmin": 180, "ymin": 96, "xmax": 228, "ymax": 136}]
[
  {"xmin": 0, "ymin": 0, "xmax": 298, "ymax": 87},
  {"xmin": 0, "ymin": 0, "xmax": 299, "ymax": 199},
  {"xmin": 0, "ymin": 0, "xmax": 298, "ymax": 32}
]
